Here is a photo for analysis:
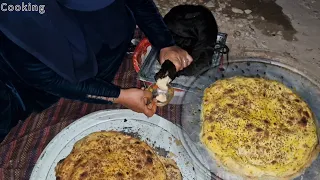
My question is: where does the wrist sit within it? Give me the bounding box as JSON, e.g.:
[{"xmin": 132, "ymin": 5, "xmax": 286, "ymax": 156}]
[
  {"xmin": 160, "ymin": 46, "xmax": 172, "ymax": 52},
  {"xmin": 113, "ymin": 89, "xmax": 126, "ymax": 104}
]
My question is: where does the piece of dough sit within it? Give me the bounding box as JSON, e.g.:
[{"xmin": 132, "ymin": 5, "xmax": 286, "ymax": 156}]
[
  {"xmin": 156, "ymin": 94, "xmax": 167, "ymax": 102},
  {"xmin": 156, "ymin": 76, "xmax": 171, "ymax": 91}
]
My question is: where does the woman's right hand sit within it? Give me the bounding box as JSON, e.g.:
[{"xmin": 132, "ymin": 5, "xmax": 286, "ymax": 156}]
[{"xmin": 114, "ymin": 88, "xmax": 157, "ymax": 117}]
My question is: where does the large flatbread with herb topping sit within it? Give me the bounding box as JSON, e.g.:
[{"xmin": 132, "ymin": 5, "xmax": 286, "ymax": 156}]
[
  {"xmin": 201, "ymin": 76, "xmax": 319, "ymax": 179},
  {"xmin": 55, "ymin": 131, "xmax": 182, "ymax": 180}
]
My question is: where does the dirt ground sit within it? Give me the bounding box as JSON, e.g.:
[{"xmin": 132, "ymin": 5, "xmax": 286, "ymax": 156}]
[{"xmin": 154, "ymin": 0, "xmax": 320, "ymax": 84}]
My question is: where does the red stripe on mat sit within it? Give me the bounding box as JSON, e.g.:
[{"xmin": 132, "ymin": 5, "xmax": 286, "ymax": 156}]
[
  {"xmin": 52, "ymin": 99, "xmax": 64, "ymax": 124},
  {"xmin": 18, "ymin": 116, "xmax": 30, "ymax": 138},
  {"xmin": 4, "ymin": 140, "xmax": 17, "ymax": 166},
  {"xmin": 36, "ymin": 127, "xmax": 50, "ymax": 159},
  {"xmin": 80, "ymin": 103, "xmax": 88, "ymax": 116}
]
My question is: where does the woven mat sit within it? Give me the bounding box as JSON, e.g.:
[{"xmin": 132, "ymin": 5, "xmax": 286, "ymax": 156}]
[{"xmin": 0, "ymin": 37, "xmax": 181, "ymax": 180}]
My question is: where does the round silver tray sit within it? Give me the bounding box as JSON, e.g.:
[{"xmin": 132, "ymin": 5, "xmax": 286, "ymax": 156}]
[
  {"xmin": 179, "ymin": 58, "xmax": 320, "ymax": 180},
  {"xmin": 30, "ymin": 110, "xmax": 205, "ymax": 180}
]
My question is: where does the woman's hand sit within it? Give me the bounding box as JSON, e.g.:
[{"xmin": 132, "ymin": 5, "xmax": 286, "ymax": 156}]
[
  {"xmin": 159, "ymin": 46, "xmax": 193, "ymax": 71},
  {"xmin": 115, "ymin": 88, "xmax": 157, "ymax": 117}
]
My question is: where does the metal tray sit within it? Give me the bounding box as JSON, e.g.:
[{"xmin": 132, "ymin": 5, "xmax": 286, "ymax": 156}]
[
  {"xmin": 178, "ymin": 58, "xmax": 320, "ymax": 180},
  {"xmin": 30, "ymin": 110, "xmax": 210, "ymax": 180}
]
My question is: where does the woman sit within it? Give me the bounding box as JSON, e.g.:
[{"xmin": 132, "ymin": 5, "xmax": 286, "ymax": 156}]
[{"xmin": 0, "ymin": 0, "xmax": 193, "ymax": 141}]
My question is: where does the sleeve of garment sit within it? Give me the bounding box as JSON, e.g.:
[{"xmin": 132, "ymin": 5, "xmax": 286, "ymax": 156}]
[
  {"xmin": 0, "ymin": 36, "xmax": 120, "ymax": 105},
  {"xmin": 125, "ymin": 0, "xmax": 175, "ymax": 49},
  {"xmin": 13, "ymin": 63, "xmax": 120, "ymax": 104},
  {"xmin": 14, "ymin": 64, "xmax": 120, "ymax": 105}
]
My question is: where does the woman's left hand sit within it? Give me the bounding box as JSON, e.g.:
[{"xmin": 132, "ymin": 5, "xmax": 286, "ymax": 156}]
[{"xmin": 159, "ymin": 46, "xmax": 193, "ymax": 71}]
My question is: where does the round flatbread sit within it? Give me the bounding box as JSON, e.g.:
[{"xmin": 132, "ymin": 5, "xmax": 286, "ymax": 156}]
[
  {"xmin": 55, "ymin": 131, "xmax": 181, "ymax": 180},
  {"xmin": 201, "ymin": 77, "xmax": 319, "ymax": 179}
]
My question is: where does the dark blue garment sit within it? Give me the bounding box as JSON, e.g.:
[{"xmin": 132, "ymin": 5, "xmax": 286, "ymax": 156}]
[
  {"xmin": 0, "ymin": 0, "xmax": 132, "ymax": 83},
  {"xmin": 0, "ymin": 0, "xmax": 174, "ymax": 83},
  {"xmin": 0, "ymin": 0, "xmax": 175, "ymax": 142},
  {"xmin": 0, "ymin": 0, "xmax": 175, "ymax": 99},
  {"xmin": 57, "ymin": 0, "xmax": 115, "ymax": 11},
  {"xmin": 0, "ymin": 30, "xmax": 130, "ymax": 142}
]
